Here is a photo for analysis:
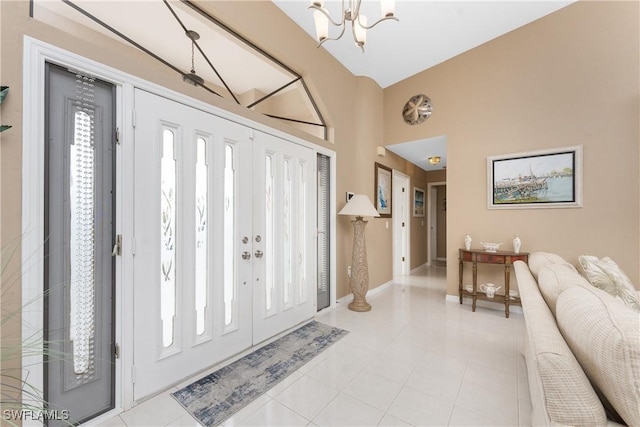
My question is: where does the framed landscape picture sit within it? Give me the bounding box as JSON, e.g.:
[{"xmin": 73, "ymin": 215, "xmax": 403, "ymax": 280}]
[
  {"xmin": 413, "ymin": 187, "xmax": 425, "ymax": 217},
  {"xmin": 374, "ymin": 162, "xmax": 392, "ymax": 217},
  {"xmin": 487, "ymin": 145, "xmax": 583, "ymax": 209}
]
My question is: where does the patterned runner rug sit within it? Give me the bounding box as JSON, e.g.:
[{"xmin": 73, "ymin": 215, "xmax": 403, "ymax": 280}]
[{"xmin": 172, "ymin": 321, "xmax": 348, "ymax": 426}]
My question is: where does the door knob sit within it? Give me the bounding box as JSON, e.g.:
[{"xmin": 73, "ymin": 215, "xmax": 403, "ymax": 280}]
[
  {"xmin": 242, "ymin": 251, "xmax": 251, "ymax": 260},
  {"xmin": 254, "ymin": 250, "xmax": 264, "ymax": 259}
]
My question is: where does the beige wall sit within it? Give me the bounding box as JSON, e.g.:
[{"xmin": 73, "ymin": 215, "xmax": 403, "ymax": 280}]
[{"xmin": 384, "ymin": 0, "xmax": 640, "ymax": 295}]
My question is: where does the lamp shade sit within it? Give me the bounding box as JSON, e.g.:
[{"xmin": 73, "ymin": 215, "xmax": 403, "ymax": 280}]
[{"xmin": 338, "ymin": 194, "xmax": 380, "ymax": 217}]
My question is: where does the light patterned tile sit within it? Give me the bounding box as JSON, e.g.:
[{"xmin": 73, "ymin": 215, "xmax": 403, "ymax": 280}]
[
  {"xmin": 387, "ymin": 386, "xmax": 454, "ymax": 427},
  {"xmin": 273, "ymin": 375, "xmax": 339, "ymax": 420},
  {"xmin": 237, "ymin": 400, "xmax": 309, "ymax": 426},
  {"xmin": 312, "ymin": 392, "xmax": 384, "ymax": 426}
]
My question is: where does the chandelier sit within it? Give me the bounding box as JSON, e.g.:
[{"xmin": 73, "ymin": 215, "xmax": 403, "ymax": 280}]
[{"xmin": 308, "ymin": 0, "xmax": 398, "ymax": 52}]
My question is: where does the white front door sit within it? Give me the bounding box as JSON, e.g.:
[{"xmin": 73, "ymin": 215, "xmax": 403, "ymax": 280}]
[
  {"xmin": 132, "ymin": 90, "xmax": 315, "ymax": 400},
  {"xmin": 251, "ymin": 131, "xmax": 316, "ymax": 344}
]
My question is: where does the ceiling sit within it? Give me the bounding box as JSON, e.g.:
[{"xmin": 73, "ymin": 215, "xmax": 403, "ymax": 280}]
[
  {"xmin": 272, "ymin": 0, "xmax": 575, "ymax": 89},
  {"xmin": 272, "ymin": 0, "xmax": 575, "ymax": 172}
]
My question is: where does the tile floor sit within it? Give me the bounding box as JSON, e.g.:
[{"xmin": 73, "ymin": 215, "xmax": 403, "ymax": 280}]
[{"xmin": 97, "ymin": 264, "xmax": 532, "ymax": 426}]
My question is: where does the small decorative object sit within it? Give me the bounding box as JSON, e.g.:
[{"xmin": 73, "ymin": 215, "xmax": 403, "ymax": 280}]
[
  {"xmin": 464, "ymin": 285, "xmax": 473, "ymax": 293},
  {"xmin": 509, "ymin": 289, "xmax": 519, "ymax": 300},
  {"xmin": 402, "ymin": 94, "xmax": 432, "ymax": 125},
  {"xmin": 374, "ymin": 162, "xmax": 392, "ymax": 217},
  {"xmin": 464, "ymin": 234, "xmax": 472, "ymax": 250},
  {"xmin": 480, "ymin": 242, "xmax": 502, "ymax": 252},
  {"xmin": 338, "ymin": 194, "xmax": 380, "ymax": 312},
  {"xmin": 513, "ymin": 235, "xmax": 522, "ymax": 253},
  {"xmin": 480, "ymin": 283, "xmax": 502, "ymax": 298}
]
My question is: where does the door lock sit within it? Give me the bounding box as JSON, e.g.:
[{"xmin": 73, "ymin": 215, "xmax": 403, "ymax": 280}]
[
  {"xmin": 254, "ymin": 250, "xmax": 264, "ymax": 259},
  {"xmin": 241, "ymin": 251, "xmax": 251, "ymax": 260}
]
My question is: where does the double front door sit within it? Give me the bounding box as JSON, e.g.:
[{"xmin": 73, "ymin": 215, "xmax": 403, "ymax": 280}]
[{"xmin": 132, "ymin": 90, "xmax": 316, "ymax": 400}]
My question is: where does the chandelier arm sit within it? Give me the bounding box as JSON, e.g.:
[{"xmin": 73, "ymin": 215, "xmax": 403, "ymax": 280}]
[
  {"xmin": 316, "ymin": 23, "xmax": 347, "ymax": 47},
  {"xmin": 350, "ymin": 20, "xmax": 365, "ymax": 53},
  {"xmin": 359, "ymin": 15, "xmax": 399, "ymax": 30},
  {"xmin": 308, "ymin": 4, "xmax": 345, "ymax": 27}
]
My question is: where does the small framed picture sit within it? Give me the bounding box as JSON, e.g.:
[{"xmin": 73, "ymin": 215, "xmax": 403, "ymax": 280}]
[
  {"xmin": 413, "ymin": 187, "xmax": 425, "ymax": 217},
  {"xmin": 374, "ymin": 162, "xmax": 392, "ymax": 217}
]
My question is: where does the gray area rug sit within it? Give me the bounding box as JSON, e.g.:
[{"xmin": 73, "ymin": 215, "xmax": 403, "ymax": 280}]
[{"xmin": 172, "ymin": 321, "xmax": 349, "ymax": 426}]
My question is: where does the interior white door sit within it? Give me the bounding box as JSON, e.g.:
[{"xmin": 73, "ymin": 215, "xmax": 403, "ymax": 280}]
[
  {"xmin": 251, "ymin": 130, "xmax": 316, "ymax": 344},
  {"xmin": 393, "ymin": 172, "xmax": 410, "ymax": 276},
  {"xmin": 133, "ymin": 90, "xmax": 253, "ymax": 400}
]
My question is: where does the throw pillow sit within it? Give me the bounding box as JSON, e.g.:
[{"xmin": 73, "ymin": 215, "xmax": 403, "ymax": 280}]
[{"xmin": 576, "ymin": 255, "xmax": 640, "ymax": 312}]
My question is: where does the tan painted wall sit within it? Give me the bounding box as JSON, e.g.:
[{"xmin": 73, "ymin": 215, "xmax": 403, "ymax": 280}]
[{"xmin": 384, "ymin": 1, "xmax": 640, "ymax": 296}]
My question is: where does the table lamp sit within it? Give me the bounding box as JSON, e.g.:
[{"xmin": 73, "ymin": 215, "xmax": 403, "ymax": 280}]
[{"xmin": 338, "ymin": 194, "xmax": 380, "ymax": 311}]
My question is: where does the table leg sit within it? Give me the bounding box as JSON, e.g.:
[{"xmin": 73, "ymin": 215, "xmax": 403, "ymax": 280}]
[
  {"xmin": 472, "ymin": 262, "xmax": 477, "ymax": 312},
  {"xmin": 504, "ymin": 265, "xmax": 511, "ymax": 318},
  {"xmin": 459, "ymin": 258, "xmax": 463, "ymax": 304}
]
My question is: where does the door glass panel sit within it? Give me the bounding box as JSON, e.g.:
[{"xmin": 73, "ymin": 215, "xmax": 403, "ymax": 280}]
[
  {"xmin": 265, "ymin": 154, "xmax": 275, "ymax": 313},
  {"xmin": 283, "ymin": 159, "xmax": 292, "ymax": 307},
  {"xmin": 195, "ymin": 137, "xmax": 208, "ymax": 336},
  {"xmin": 161, "ymin": 129, "xmax": 177, "ymax": 348},
  {"xmin": 223, "ymin": 144, "xmax": 236, "ymax": 327},
  {"xmin": 298, "ymin": 161, "xmax": 307, "ymax": 302},
  {"xmin": 70, "ymin": 109, "xmax": 96, "ymax": 376}
]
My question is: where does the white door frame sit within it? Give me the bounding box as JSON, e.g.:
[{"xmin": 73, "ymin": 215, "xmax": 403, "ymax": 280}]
[
  {"xmin": 22, "ymin": 36, "xmax": 336, "ymax": 422},
  {"xmin": 392, "ymin": 170, "xmax": 410, "ymax": 276},
  {"xmin": 426, "ymin": 181, "xmax": 446, "ymax": 266}
]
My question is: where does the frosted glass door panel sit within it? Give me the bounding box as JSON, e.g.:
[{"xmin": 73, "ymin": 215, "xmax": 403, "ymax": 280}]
[{"xmin": 133, "ymin": 90, "xmax": 252, "ymax": 401}]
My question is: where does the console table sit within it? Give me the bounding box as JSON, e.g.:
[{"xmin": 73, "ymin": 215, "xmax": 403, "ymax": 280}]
[{"xmin": 458, "ymin": 248, "xmax": 529, "ymax": 318}]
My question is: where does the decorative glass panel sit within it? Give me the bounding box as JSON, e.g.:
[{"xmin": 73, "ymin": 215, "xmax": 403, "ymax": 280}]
[
  {"xmin": 224, "ymin": 144, "xmax": 236, "ymax": 326},
  {"xmin": 265, "ymin": 155, "xmax": 275, "ymax": 312},
  {"xmin": 298, "ymin": 161, "xmax": 307, "ymax": 302},
  {"xmin": 283, "ymin": 159, "xmax": 292, "ymax": 307},
  {"xmin": 161, "ymin": 129, "xmax": 177, "ymax": 348},
  {"xmin": 69, "ymin": 108, "xmax": 96, "ymax": 376},
  {"xmin": 195, "ymin": 137, "xmax": 208, "ymax": 336}
]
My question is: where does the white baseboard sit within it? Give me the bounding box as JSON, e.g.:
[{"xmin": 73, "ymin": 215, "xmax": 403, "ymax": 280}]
[
  {"xmin": 336, "ymin": 279, "xmax": 395, "ymax": 304},
  {"xmin": 445, "ymin": 294, "xmax": 523, "ymax": 314}
]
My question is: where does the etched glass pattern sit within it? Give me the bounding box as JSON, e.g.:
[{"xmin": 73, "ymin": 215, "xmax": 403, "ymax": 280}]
[
  {"xmin": 265, "ymin": 155, "xmax": 275, "ymax": 312},
  {"xmin": 283, "ymin": 159, "xmax": 292, "ymax": 307},
  {"xmin": 69, "ymin": 106, "xmax": 96, "ymax": 377},
  {"xmin": 195, "ymin": 137, "xmax": 208, "ymax": 336},
  {"xmin": 298, "ymin": 161, "xmax": 307, "ymax": 301},
  {"xmin": 224, "ymin": 144, "xmax": 236, "ymax": 327},
  {"xmin": 161, "ymin": 129, "xmax": 177, "ymax": 348}
]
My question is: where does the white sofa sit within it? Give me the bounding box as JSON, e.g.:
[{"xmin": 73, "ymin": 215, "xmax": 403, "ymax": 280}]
[{"xmin": 513, "ymin": 252, "xmax": 640, "ymax": 426}]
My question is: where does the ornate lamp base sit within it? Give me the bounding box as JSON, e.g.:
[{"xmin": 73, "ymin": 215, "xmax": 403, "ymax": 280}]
[{"xmin": 348, "ymin": 216, "xmax": 372, "ymax": 312}]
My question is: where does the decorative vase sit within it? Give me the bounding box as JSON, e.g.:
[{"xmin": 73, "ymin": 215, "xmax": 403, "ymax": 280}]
[
  {"xmin": 513, "ymin": 235, "xmax": 522, "ymax": 253},
  {"xmin": 464, "ymin": 234, "xmax": 472, "ymax": 250}
]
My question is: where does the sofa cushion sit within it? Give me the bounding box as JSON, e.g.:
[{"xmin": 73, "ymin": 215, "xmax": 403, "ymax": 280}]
[
  {"xmin": 576, "ymin": 255, "xmax": 640, "ymax": 312},
  {"xmin": 514, "ymin": 261, "xmax": 607, "ymax": 425},
  {"xmin": 528, "ymin": 252, "xmax": 575, "ymax": 281},
  {"xmin": 556, "ymin": 286, "xmax": 640, "ymax": 426},
  {"xmin": 537, "ymin": 264, "xmax": 592, "ymax": 315}
]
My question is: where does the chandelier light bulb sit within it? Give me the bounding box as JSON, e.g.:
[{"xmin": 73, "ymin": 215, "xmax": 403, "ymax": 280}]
[
  {"xmin": 354, "ymin": 15, "xmax": 367, "ymax": 47},
  {"xmin": 313, "ymin": 10, "xmax": 329, "ymax": 41},
  {"xmin": 380, "ymin": 0, "xmax": 395, "ymax": 17}
]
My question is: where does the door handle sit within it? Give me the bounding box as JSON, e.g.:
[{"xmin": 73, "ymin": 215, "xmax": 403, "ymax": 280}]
[
  {"xmin": 254, "ymin": 250, "xmax": 264, "ymax": 259},
  {"xmin": 242, "ymin": 251, "xmax": 251, "ymax": 260}
]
